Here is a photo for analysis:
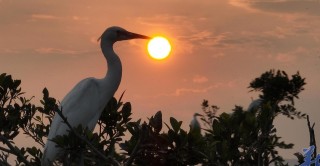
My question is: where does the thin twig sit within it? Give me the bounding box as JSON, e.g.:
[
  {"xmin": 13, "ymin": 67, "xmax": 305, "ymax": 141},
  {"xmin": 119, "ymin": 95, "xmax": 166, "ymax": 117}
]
[
  {"xmin": 0, "ymin": 135, "xmax": 32, "ymax": 166},
  {"xmin": 0, "ymin": 160, "xmax": 10, "ymax": 166},
  {"xmin": 0, "ymin": 150, "xmax": 11, "ymax": 166},
  {"xmin": 55, "ymin": 107, "xmax": 121, "ymax": 166},
  {"xmin": 22, "ymin": 127, "xmax": 45, "ymax": 147},
  {"xmin": 0, "ymin": 147, "xmax": 12, "ymax": 154},
  {"xmin": 307, "ymin": 115, "xmax": 317, "ymax": 158},
  {"xmin": 125, "ymin": 125, "xmax": 143, "ymax": 166}
]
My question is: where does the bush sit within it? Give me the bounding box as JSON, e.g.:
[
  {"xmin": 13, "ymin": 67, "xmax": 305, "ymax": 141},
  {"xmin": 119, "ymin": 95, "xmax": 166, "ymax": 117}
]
[{"xmin": 0, "ymin": 70, "xmax": 307, "ymax": 165}]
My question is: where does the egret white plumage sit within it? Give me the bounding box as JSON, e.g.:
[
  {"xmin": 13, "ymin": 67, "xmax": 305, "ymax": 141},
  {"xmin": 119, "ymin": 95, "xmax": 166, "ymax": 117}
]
[
  {"xmin": 41, "ymin": 26, "xmax": 150, "ymax": 165},
  {"xmin": 247, "ymin": 99, "xmax": 263, "ymax": 111},
  {"xmin": 190, "ymin": 113, "xmax": 202, "ymax": 134}
]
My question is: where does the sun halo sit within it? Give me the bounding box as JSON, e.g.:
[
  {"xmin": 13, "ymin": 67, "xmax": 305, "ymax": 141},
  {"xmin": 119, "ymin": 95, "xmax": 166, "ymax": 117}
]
[{"xmin": 147, "ymin": 36, "xmax": 171, "ymax": 60}]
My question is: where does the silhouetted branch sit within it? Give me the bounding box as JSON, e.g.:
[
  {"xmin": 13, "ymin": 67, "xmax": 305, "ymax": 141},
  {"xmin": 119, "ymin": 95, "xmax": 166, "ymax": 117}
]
[
  {"xmin": 0, "ymin": 135, "xmax": 31, "ymax": 166},
  {"xmin": 307, "ymin": 115, "xmax": 317, "ymax": 158},
  {"xmin": 0, "ymin": 149, "xmax": 12, "ymax": 166},
  {"xmin": 22, "ymin": 127, "xmax": 45, "ymax": 147},
  {"xmin": 0, "ymin": 158, "xmax": 10, "ymax": 166},
  {"xmin": 0, "ymin": 147, "xmax": 11, "ymax": 154},
  {"xmin": 125, "ymin": 125, "xmax": 143, "ymax": 166},
  {"xmin": 55, "ymin": 107, "xmax": 121, "ymax": 166}
]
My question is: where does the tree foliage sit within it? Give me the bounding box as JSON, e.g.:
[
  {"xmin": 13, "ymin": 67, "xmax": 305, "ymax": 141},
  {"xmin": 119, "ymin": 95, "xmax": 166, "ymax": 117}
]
[{"xmin": 0, "ymin": 70, "xmax": 309, "ymax": 165}]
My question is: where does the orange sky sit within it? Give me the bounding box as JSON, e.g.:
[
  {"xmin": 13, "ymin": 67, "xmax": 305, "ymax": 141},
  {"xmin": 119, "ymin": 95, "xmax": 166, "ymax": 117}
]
[{"xmin": 1, "ymin": 0, "xmax": 320, "ymax": 160}]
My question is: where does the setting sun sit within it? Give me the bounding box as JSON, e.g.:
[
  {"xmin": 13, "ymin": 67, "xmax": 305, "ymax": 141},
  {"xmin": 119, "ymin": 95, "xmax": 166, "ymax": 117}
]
[{"xmin": 147, "ymin": 36, "xmax": 171, "ymax": 60}]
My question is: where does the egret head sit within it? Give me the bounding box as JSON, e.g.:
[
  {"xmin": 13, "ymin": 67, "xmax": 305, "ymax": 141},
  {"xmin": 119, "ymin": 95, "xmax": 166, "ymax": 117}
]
[
  {"xmin": 193, "ymin": 113, "xmax": 202, "ymax": 117},
  {"xmin": 99, "ymin": 26, "xmax": 150, "ymax": 44}
]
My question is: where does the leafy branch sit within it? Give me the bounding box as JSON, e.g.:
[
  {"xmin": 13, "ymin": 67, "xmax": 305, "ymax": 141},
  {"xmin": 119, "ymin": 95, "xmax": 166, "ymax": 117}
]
[
  {"xmin": 53, "ymin": 106, "xmax": 121, "ymax": 166},
  {"xmin": 0, "ymin": 70, "xmax": 309, "ymax": 165},
  {"xmin": 0, "ymin": 135, "xmax": 32, "ymax": 166}
]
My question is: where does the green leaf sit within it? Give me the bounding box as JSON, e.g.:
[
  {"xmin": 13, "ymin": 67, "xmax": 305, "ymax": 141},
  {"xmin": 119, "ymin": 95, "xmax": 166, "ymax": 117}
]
[
  {"xmin": 150, "ymin": 111, "xmax": 162, "ymax": 133},
  {"xmin": 121, "ymin": 102, "xmax": 132, "ymax": 121},
  {"xmin": 42, "ymin": 88, "xmax": 49, "ymax": 99},
  {"xmin": 118, "ymin": 90, "xmax": 126, "ymax": 105},
  {"xmin": 13, "ymin": 80, "xmax": 21, "ymax": 89},
  {"xmin": 127, "ymin": 125, "xmax": 136, "ymax": 135},
  {"xmin": 170, "ymin": 117, "xmax": 182, "ymax": 132}
]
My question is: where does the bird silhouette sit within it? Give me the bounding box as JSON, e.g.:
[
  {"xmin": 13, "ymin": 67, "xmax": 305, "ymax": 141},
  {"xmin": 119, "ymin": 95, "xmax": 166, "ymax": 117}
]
[
  {"xmin": 247, "ymin": 99, "xmax": 263, "ymax": 111},
  {"xmin": 41, "ymin": 26, "xmax": 150, "ymax": 165},
  {"xmin": 190, "ymin": 113, "xmax": 202, "ymax": 135}
]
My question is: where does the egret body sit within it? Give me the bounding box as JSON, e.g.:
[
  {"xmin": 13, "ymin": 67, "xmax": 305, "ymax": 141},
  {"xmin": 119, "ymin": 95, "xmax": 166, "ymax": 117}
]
[
  {"xmin": 190, "ymin": 113, "xmax": 202, "ymax": 134},
  {"xmin": 247, "ymin": 99, "xmax": 263, "ymax": 111},
  {"xmin": 41, "ymin": 26, "xmax": 149, "ymax": 165}
]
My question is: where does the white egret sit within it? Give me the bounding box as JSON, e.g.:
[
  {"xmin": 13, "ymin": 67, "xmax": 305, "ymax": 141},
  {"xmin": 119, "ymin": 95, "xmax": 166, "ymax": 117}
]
[
  {"xmin": 190, "ymin": 113, "xmax": 202, "ymax": 134},
  {"xmin": 41, "ymin": 26, "xmax": 150, "ymax": 165},
  {"xmin": 247, "ymin": 99, "xmax": 263, "ymax": 111}
]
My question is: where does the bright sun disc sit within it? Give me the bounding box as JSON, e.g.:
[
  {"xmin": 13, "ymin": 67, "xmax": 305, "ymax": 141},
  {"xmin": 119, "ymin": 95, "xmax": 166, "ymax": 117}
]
[{"xmin": 147, "ymin": 36, "xmax": 171, "ymax": 60}]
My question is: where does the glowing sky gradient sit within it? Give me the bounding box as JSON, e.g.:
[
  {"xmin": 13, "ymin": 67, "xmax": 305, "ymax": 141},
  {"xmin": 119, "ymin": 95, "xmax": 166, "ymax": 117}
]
[{"xmin": 1, "ymin": 0, "xmax": 320, "ymax": 160}]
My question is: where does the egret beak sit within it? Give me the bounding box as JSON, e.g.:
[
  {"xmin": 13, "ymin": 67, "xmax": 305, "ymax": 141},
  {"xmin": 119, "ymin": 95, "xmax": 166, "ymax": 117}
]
[
  {"xmin": 127, "ymin": 32, "xmax": 150, "ymax": 39},
  {"xmin": 194, "ymin": 113, "xmax": 203, "ymax": 117}
]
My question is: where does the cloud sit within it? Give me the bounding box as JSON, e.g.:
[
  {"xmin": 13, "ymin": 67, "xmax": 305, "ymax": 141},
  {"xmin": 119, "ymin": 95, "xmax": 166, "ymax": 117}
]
[
  {"xmin": 211, "ymin": 52, "xmax": 225, "ymax": 58},
  {"xmin": 72, "ymin": 16, "xmax": 88, "ymax": 21},
  {"xmin": 209, "ymin": 22, "xmax": 319, "ymax": 57},
  {"xmin": 31, "ymin": 14, "xmax": 59, "ymax": 20},
  {"xmin": 180, "ymin": 31, "xmax": 230, "ymax": 48},
  {"xmin": 274, "ymin": 47, "xmax": 308, "ymax": 63},
  {"xmin": 193, "ymin": 75, "xmax": 209, "ymax": 83},
  {"xmin": 173, "ymin": 81, "xmax": 237, "ymax": 96},
  {"xmin": 173, "ymin": 86, "xmax": 214, "ymax": 96},
  {"xmin": 229, "ymin": 0, "xmax": 320, "ymax": 16},
  {"xmin": 264, "ymin": 26, "xmax": 292, "ymax": 39},
  {"xmin": 30, "ymin": 14, "xmax": 90, "ymax": 23},
  {"xmin": 136, "ymin": 15, "xmax": 188, "ymax": 28},
  {"xmin": 35, "ymin": 48, "xmax": 78, "ymax": 55},
  {"xmin": 229, "ymin": 0, "xmax": 260, "ymax": 12},
  {"xmin": 135, "ymin": 14, "xmax": 227, "ymax": 54},
  {"xmin": 275, "ymin": 53, "xmax": 296, "ymax": 63},
  {"xmin": 0, "ymin": 48, "xmax": 20, "ymax": 54},
  {"xmin": 154, "ymin": 81, "xmax": 237, "ymax": 97},
  {"xmin": 210, "ymin": 31, "xmax": 267, "ymax": 48}
]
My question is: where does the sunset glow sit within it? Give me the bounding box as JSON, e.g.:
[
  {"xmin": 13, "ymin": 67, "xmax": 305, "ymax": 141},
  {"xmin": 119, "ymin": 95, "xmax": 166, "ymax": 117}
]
[
  {"xmin": 0, "ymin": 1, "xmax": 319, "ymax": 162},
  {"xmin": 147, "ymin": 36, "xmax": 171, "ymax": 60}
]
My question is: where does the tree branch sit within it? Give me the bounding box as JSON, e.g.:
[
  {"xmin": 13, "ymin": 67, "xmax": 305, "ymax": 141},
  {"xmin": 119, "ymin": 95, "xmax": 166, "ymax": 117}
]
[
  {"xmin": 125, "ymin": 125, "xmax": 143, "ymax": 166},
  {"xmin": 307, "ymin": 115, "xmax": 317, "ymax": 158},
  {"xmin": 55, "ymin": 107, "xmax": 121, "ymax": 166},
  {"xmin": 0, "ymin": 160, "xmax": 10, "ymax": 166},
  {"xmin": 22, "ymin": 127, "xmax": 45, "ymax": 147},
  {"xmin": 0, "ymin": 147, "xmax": 12, "ymax": 154},
  {"xmin": 0, "ymin": 135, "xmax": 32, "ymax": 166}
]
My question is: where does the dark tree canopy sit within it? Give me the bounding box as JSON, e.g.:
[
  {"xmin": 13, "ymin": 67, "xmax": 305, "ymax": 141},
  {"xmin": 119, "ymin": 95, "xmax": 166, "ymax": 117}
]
[{"xmin": 0, "ymin": 70, "xmax": 312, "ymax": 166}]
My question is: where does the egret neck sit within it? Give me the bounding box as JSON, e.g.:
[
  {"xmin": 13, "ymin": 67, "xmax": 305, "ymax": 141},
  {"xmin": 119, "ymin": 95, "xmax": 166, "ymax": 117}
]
[{"xmin": 100, "ymin": 39, "xmax": 122, "ymax": 102}]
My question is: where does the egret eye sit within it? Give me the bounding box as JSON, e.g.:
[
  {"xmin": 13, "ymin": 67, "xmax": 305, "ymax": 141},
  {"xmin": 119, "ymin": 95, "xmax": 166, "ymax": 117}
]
[{"xmin": 116, "ymin": 30, "xmax": 121, "ymax": 37}]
